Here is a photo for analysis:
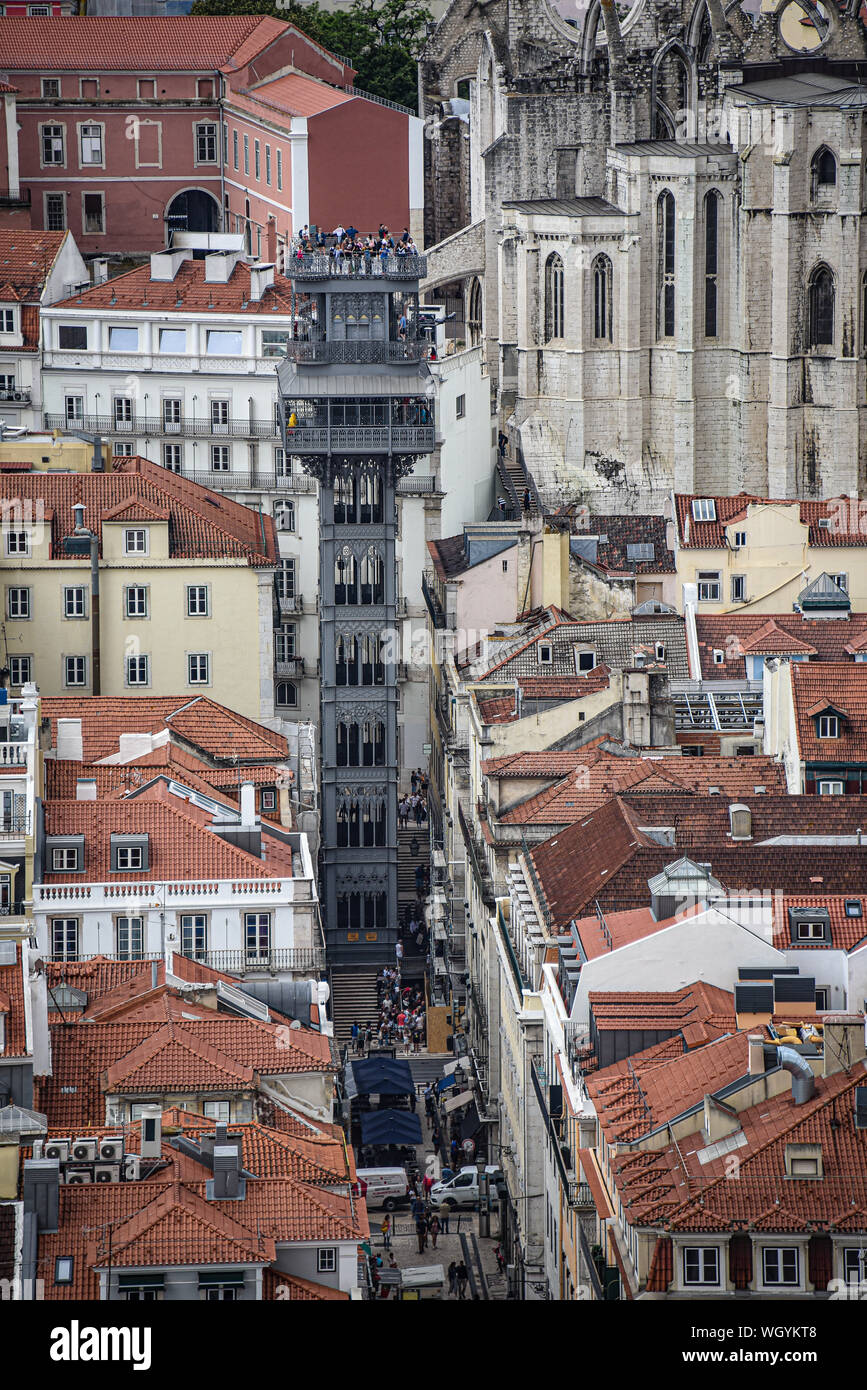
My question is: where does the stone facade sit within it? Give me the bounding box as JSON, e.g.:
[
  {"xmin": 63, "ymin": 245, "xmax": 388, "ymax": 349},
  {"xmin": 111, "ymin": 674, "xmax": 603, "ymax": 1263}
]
[{"xmin": 421, "ymin": 0, "xmax": 867, "ymax": 509}]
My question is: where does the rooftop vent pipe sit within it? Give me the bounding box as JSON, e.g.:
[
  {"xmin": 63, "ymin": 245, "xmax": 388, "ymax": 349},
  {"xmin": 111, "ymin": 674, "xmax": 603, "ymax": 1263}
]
[{"xmin": 777, "ymin": 1045, "xmax": 816, "ymax": 1105}]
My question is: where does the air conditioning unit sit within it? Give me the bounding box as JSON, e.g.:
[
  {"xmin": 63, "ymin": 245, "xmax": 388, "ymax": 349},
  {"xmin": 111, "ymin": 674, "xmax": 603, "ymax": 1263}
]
[
  {"xmin": 71, "ymin": 1138, "xmax": 98, "ymax": 1162},
  {"xmin": 123, "ymin": 1154, "xmax": 141, "ymax": 1182},
  {"xmin": 44, "ymin": 1139, "xmax": 70, "ymax": 1163},
  {"xmin": 12, "ymin": 392, "xmax": 22, "ymax": 402},
  {"xmin": 64, "ymin": 1168, "xmax": 93, "ymax": 1184},
  {"xmin": 99, "ymin": 1137, "xmax": 124, "ymax": 1162},
  {"xmin": 93, "ymin": 1163, "xmax": 121, "ymax": 1184}
]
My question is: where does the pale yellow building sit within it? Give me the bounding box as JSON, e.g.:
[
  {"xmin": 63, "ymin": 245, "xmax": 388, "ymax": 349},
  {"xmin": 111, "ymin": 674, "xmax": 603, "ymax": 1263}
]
[
  {"xmin": 0, "ymin": 457, "xmax": 279, "ymax": 722},
  {"xmin": 672, "ymin": 494, "xmax": 867, "ymax": 614},
  {"xmin": 0, "ymin": 431, "xmax": 111, "ymax": 473}
]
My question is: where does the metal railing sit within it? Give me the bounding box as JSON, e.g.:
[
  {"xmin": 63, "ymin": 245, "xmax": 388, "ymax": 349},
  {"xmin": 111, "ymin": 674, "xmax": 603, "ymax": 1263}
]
[
  {"xmin": 0, "ymin": 389, "xmax": 30, "ymax": 404},
  {"xmin": 569, "ymin": 1181, "xmax": 594, "ymax": 1208},
  {"xmin": 284, "ymin": 425, "xmax": 435, "ymax": 452},
  {"xmin": 45, "ymin": 413, "xmax": 278, "ymax": 439},
  {"xmin": 182, "ymin": 470, "xmax": 317, "ymax": 493},
  {"xmin": 0, "ymin": 902, "xmax": 26, "ymax": 918},
  {"xmin": 285, "ymin": 339, "xmax": 428, "ymax": 365},
  {"xmin": 0, "ymin": 816, "xmax": 30, "ymax": 836},
  {"xmin": 422, "ymin": 572, "xmax": 447, "ymax": 630},
  {"xmin": 0, "ymin": 188, "xmax": 30, "ymax": 207},
  {"xmin": 396, "ymin": 476, "xmax": 436, "ymax": 494},
  {"xmin": 180, "ymin": 947, "xmax": 325, "ymax": 974},
  {"xmin": 289, "ymin": 254, "xmax": 427, "ymax": 281}
]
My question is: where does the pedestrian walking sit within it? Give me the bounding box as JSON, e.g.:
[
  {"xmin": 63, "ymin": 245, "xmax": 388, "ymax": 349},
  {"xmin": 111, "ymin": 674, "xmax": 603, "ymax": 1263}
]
[
  {"xmin": 395, "ymin": 939, "xmax": 404, "ymax": 965},
  {"xmin": 498, "ymin": 431, "xmax": 508, "ymax": 459},
  {"xmin": 350, "ymin": 1020, "xmax": 359, "ymax": 1049},
  {"xmin": 439, "ymin": 1200, "xmax": 451, "ymax": 1234},
  {"xmin": 497, "ymin": 495, "xmax": 507, "ymax": 517},
  {"xmin": 429, "ymin": 1215, "xmax": 441, "ymax": 1250},
  {"xmin": 424, "ymin": 1087, "xmax": 435, "ymax": 1120},
  {"xmin": 380, "ymin": 1215, "xmax": 391, "ymax": 1250},
  {"xmin": 411, "ymin": 769, "xmax": 418, "ymax": 793},
  {"xmin": 447, "ymin": 1261, "xmax": 458, "ymax": 1297},
  {"xmin": 415, "ymin": 1213, "xmax": 428, "ymax": 1255},
  {"xmin": 522, "ymin": 486, "xmax": 531, "ymax": 512},
  {"xmin": 456, "ymin": 1260, "xmax": 468, "ymax": 1299}
]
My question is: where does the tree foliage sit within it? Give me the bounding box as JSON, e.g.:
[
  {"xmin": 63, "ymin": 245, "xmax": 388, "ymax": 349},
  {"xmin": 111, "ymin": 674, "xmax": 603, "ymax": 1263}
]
[{"xmin": 190, "ymin": 0, "xmax": 433, "ymax": 110}]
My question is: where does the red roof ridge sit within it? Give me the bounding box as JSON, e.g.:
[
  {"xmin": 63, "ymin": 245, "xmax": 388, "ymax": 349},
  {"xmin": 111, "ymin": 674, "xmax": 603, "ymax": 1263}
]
[{"xmin": 101, "ymin": 1023, "xmax": 257, "ymax": 1092}]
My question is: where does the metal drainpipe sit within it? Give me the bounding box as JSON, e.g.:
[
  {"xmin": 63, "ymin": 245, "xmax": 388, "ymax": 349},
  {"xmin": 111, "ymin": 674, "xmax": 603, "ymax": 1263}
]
[{"xmin": 90, "ymin": 532, "xmax": 101, "ymax": 695}]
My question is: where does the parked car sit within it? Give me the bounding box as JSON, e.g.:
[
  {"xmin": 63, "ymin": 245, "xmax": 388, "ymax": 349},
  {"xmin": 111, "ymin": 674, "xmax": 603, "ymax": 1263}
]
[
  {"xmin": 430, "ymin": 1165, "xmax": 504, "ymax": 1209},
  {"xmin": 354, "ymin": 1167, "xmax": 413, "ymax": 1211}
]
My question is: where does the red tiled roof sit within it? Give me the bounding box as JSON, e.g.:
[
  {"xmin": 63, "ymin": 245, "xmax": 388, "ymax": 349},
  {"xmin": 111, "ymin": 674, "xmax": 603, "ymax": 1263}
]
[
  {"xmin": 53, "ymin": 257, "xmax": 294, "ymax": 315},
  {"xmin": 42, "ymin": 694, "xmax": 287, "ymax": 763},
  {"xmin": 792, "ymin": 662, "xmax": 867, "ymax": 762},
  {"xmin": 674, "ymin": 493, "xmax": 867, "ymax": 548},
  {"xmin": 0, "ymin": 15, "xmax": 291, "ymax": 70},
  {"xmin": 102, "ymin": 1027, "xmax": 256, "ymax": 1092},
  {"xmin": 0, "ymin": 463, "xmax": 277, "ymax": 565},
  {"xmin": 588, "ymin": 982, "xmax": 736, "ymax": 1036},
  {"xmin": 0, "ymin": 944, "xmax": 27, "ymax": 1057},
  {"xmin": 236, "ymin": 71, "xmax": 354, "ymax": 118},
  {"xmin": 90, "ymin": 1181, "xmax": 276, "ymax": 1270},
  {"xmin": 0, "ymin": 230, "xmax": 67, "ymax": 300},
  {"xmin": 694, "ymin": 613, "xmax": 867, "ymax": 679},
  {"xmin": 41, "ymin": 799, "xmax": 284, "ymax": 882},
  {"xmin": 262, "ymin": 1269, "xmax": 349, "ymax": 1300},
  {"xmin": 529, "ymin": 797, "xmax": 652, "ymax": 923},
  {"xmin": 772, "ymin": 895, "xmax": 867, "ymax": 952}
]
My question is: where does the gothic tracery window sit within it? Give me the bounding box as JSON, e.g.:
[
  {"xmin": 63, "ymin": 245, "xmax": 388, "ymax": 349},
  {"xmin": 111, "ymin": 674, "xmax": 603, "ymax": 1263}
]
[
  {"xmin": 592, "ymin": 255, "xmax": 612, "ymax": 342},
  {"xmin": 544, "ymin": 252, "xmax": 565, "ymax": 341},
  {"xmin": 657, "ymin": 190, "xmax": 676, "ymax": 339},
  {"xmin": 704, "ymin": 190, "xmax": 720, "ymax": 339},
  {"xmin": 808, "ymin": 264, "xmax": 835, "ymax": 349}
]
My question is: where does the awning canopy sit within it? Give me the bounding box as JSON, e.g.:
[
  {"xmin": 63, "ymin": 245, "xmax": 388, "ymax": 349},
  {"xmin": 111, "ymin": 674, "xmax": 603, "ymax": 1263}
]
[
  {"xmin": 443, "ymin": 1088, "xmax": 474, "ymax": 1113},
  {"xmin": 435, "ymin": 1073, "xmax": 456, "ymax": 1094},
  {"xmin": 345, "ymin": 1057, "xmax": 415, "ymax": 1100},
  {"xmin": 360, "ymin": 1109, "xmax": 423, "ymax": 1146},
  {"xmin": 459, "ymin": 1103, "xmax": 482, "ymax": 1140}
]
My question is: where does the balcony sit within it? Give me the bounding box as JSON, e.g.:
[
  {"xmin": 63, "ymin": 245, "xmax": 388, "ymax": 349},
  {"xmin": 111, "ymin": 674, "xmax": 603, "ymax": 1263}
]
[
  {"xmin": 422, "ymin": 573, "xmax": 446, "ymax": 630},
  {"xmin": 396, "ymin": 476, "xmax": 436, "ymax": 494},
  {"xmin": 275, "ymin": 657, "xmax": 308, "ymax": 678},
  {"xmin": 276, "ymin": 593, "xmax": 304, "ymax": 617},
  {"xmin": 183, "ymin": 470, "xmax": 317, "ymax": 493},
  {"xmin": 0, "ymin": 902, "xmax": 28, "ymax": 920},
  {"xmin": 0, "ymin": 388, "xmax": 30, "ymax": 405},
  {"xmin": 285, "ymin": 339, "xmax": 429, "ymax": 365},
  {"xmin": 44, "ymin": 413, "xmax": 279, "ymax": 440},
  {"xmin": 0, "ymin": 188, "xmax": 31, "ymax": 209},
  {"xmin": 0, "ymin": 743, "xmax": 28, "ymax": 766},
  {"xmin": 284, "ymin": 425, "xmax": 435, "ymax": 454},
  {"xmin": 289, "ymin": 253, "xmax": 427, "ymax": 281},
  {"xmin": 0, "ymin": 816, "xmax": 30, "ymax": 838},
  {"xmin": 179, "ymin": 947, "xmax": 326, "ymax": 974}
]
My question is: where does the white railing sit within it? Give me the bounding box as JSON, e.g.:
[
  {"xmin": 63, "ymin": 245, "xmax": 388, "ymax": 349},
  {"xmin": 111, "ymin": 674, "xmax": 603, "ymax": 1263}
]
[{"xmin": 35, "ymin": 877, "xmax": 291, "ymax": 906}]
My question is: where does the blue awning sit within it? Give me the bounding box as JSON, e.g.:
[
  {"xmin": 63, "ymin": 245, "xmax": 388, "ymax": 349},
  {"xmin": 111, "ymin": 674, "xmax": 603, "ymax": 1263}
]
[
  {"xmin": 345, "ymin": 1057, "xmax": 415, "ymax": 1099},
  {"xmin": 435, "ymin": 1074, "xmax": 457, "ymax": 1094},
  {"xmin": 360, "ymin": 1109, "xmax": 423, "ymax": 1146}
]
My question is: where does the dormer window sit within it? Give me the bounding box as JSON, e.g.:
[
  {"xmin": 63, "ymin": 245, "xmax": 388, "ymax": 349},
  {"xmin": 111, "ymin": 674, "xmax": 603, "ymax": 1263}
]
[
  {"xmin": 575, "ymin": 649, "xmax": 596, "ymax": 673},
  {"xmin": 785, "ymin": 1143, "xmax": 822, "ymax": 1179},
  {"xmin": 110, "ymin": 834, "xmax": 149, "ymax": 873},
  {"xmin": 712, "ymin": 649, "xmax": 725, "ymax": 665},
  {"xmin": 788, "ymin": 906, "xmax": 830, "ymax": 944},
  {"xmin": 817, "ymin": 714, "xmax": 839, "ymax": 739},
  {"xmin": 46, "ymin": 835, "xmax": 85, "ymax": 873},
  {"xmin": 124, "ymin": 529, "xmax": 148, "ymax": 555},
  {"xmin": 655, "ymin": 643, "xmax": 666, "ymax": 662},
  {"xmin": 692, "ymin": 498, "xmax": 716, "ymax": 522},
  {"xmin": 538, "ymin": 643, "xmax": 553, "ymax": 665}
]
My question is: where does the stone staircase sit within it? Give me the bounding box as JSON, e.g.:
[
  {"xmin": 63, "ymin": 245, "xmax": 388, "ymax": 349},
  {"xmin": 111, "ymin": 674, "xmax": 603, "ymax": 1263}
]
[
  {"xmin": 397, "ymin": 823, "xmax": 430, "ymax": 979},
  {"xmin": 329, "ymin": 969, "xmax": 380, "ymax": 1046},
  {"xmin": 496, "ymin": 452, "xmax": 541, "ymax": 520}
]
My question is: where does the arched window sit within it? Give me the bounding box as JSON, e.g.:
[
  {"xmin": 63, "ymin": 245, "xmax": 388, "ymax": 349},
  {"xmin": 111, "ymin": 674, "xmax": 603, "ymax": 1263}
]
[
  {"xmin": 468, "ymin": 277, "xmax": 483, "ymax": 347},
  {"xmin": 657, "ymin": 191, "xmax": 676, "ymax": 339},
  {"xmin": 592, "ymin": 255, "xmax": 612, "ymax": 341},
  {"xmin": 544, "ymin": 253, "xmax": 565, "ymax": 341},
  {"xmin": 811, "ymin": 146, "xmax": 836, "ymax": 199},
  {"xmin": 808, "ymin": 264, "xmax": 835, "ymax": 348},
  {"xmin": 704, "ymin": 191, "xmax": 721, "ymax": 338},
  {"xmin": 275, "ymin": 681, "xmax": 297, "ymax": 707},
  {"xmin": 336, "ymin": 719, "xmax": 384, "ymax": 767}
]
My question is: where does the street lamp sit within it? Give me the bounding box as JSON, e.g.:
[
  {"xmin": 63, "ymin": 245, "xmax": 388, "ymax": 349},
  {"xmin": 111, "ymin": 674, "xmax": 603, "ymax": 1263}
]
[{"xmin": 476, "ymin": 1156, "xmax": 491, "ymax": 1239}]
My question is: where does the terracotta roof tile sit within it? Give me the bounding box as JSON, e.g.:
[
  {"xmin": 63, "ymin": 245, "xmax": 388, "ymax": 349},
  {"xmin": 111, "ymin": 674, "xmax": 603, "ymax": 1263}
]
[
  {"xmin": 262, "ymin": 1269, "xmax": 349, "ymax": 1300},
  {"xmin": 0, "ymin": 15, "xmax": 291, "ymax": 70},
  {"xmin": 53, "ymin": 256, "xmax": 294, "ymax": 315},
  {"xmin": 583, "ymin": 513, "xmax": 676, "ymax": 574},
  {"xmin": 0, "ymin": 944, "xmax": 27, "ymax": 1057},
  {"xmin": 42, "ymin": 694, "xmax": 287, "ymax": 763},
  {"xmin": 675, "ymin": 493, "xmax": 867, "ymax": 548},
  {"xmin": 791, "ymin": 662, "xmax": 867, "ymax": 761},
  {"xmin": 89, "ymin": 1181, "xmax": 276, "ymax": 1270},
  {"xmin": 694, "ymin": 614, "xmax": 867, "ymax": 679},
  {"xmin": 0, "ymin": 229, "xmax": 67, "ymax": 299},
  {"xmin": 235, "ymin": 71, "xmax": 354, "ymax": 118}
]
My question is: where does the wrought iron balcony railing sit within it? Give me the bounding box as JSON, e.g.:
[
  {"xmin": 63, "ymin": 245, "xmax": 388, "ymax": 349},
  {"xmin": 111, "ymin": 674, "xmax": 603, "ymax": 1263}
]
[
  {"xmin": 285, "ymin": 339, "xmax": 429, "ymax": 365},
  {"xmin": 284, "ymin": 425, "xmax": 435, "ymax": 453},
  {"xmin": 45, "ymin": 413, "xmax": 279, "ymax": 440},
  {"xmin": 289, "ymin": 253, "xmax": 427, "ymax": 281}
]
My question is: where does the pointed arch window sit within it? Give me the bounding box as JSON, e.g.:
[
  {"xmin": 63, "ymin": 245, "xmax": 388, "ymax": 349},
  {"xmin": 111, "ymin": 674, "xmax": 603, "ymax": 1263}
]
[
  {"xmin": 704, "ymin": 190, "xmax": 721, "ymax": 338},
  {"xmin": 468, "ymin": 277, "xmax": 483, "ymax": 347},
  {"xmin": 808, "ymin": 264, "xmax": 835, "ymax": 348},
  {"xmin": 862, "ymin": 272, "xmax": 867, "ymax": 354},
  {"xmin": 592, "ymin": 255, "xmax": 612, "ymax": 342},
  {"xmin": 811, "ymin": 147, "xmax": 836, "ymax": 199},
  {"xmin": 544, "ymin": 253, "xmax": 565, "ymax": 341},
  {"xmin": 657, "ymin": 191, "xmax": 676, "ymax": 339}
]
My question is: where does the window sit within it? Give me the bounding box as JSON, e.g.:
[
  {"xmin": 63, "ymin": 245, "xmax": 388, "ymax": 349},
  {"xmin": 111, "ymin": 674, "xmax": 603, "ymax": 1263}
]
[
  {"xmin": 126, "ymin": 655, "xmax": 149, "ymax": 686},
  {"xmin": 697, "ymin": 571, "xmax": 721, "ymax": 601},
  {"xmin": 188, "ymin": 653, "xmax": 210, "ymax": 684},
  {"xmin": 196, "ymin": 122, "xmax": 217, "ymax": 163},
  {"xmin": 844, "ymin": 1248, "xmax": 867, "ymax": 1286},
  {"xmin": 733, "ymin": 530, "xmax": 746, "ymax": 548},
  {"xmin": 762, "ymin": 1247, "xmax": 799, "ymax": 1287},
  {"xmin": 502, "ymin": 560, "xmax": 508, "ymax": 572},
  {"xmin": 797, "ymin": 920, "xmax": 827, "ymax": 939},
  {"xmin": 45, "ymin": 193, "xmax": 66, "ymax": 231},
  {"xmin": 455, "ymin": 394, "xmax": 465, "ymax": 419},
  {"xmin": 818, "ymin": 780, "xmax": 844, "ymax": 795},
  {"xmin": 180, "ymin": 913, "xmax": 207, "ymax": 958},
  {"xmin": 211, "ymin": 445, "xmax": 230, "ymax": 470},
  {"xmin": 116, "ymin": 916, "xmax": 144, "ymax": 958},
  {"xmin": 125, "ymin": 586, "xmax": 148, "ymax": 618},
  {"xmin": 593, "ymin": 254, "xmax": 612, "ymax": 341},
  {"xmin": 113, "ymin": 442, "xmax": 133, "ymax": 457},
  {"xmin": 276, "ymin": 149, "xmax": 283, "ymax": 190},
  {"xmin": 7, "ymin": 588, "xmax": 30, "ymax": 620},
  {"xmin": 731, "ymin": 574, "xmax": 746, "ymax": 602},
  {"xmin": 64, "ymin": 656, "xmax": 87, "ymax": 687},
  {"xmin": 262, "ymin": 330, "xmax": 291, "ymax": 358},
  {"xmin": 575, "ymin": 650, "xmax": 596, "ymax": 673},
  {"xmin": 538, "ymin": 643, "xmax": 553, "ymax": 664},
  {"xmin": 818, "ymin": 715, "xmax": 839, "ymax": 739},
  {"xmin": 162, "ymin": 397, "xmax": 182, "ymax": 430},
  {"xmin": 58, "ymin": 325, "xmax": 86, "ymax": 351},
  {"xmin": 265, "ymin": 144, "xmax": 271, "ymax": 185},
  {"xmin": 118, "ymin": 1275, "xmax": 163, "ymax": 1301},
  {"xmin": 79, "ymin": 124, "xmax": 103, "ymax": 165},
  {"xmin": 211, "ymin": 399, "xmax": 229, "ymax": 431},
  {"xmin": 113, "ymin": 397, "xmax": 133, "ymax": 426},
  {"xmin": 261, "ymin": 788, "xmax": 277, "ymax": 812},
  {"xmin": 124, "ymin": 529, "xmax": 148, "ymax": 555},
  {"xmin": 206, "ymin": 330, "xmax": 243, "ymax": 355},
  {"xmin": 54, "ymin": 1257, "xmax": 74, "ymax": 1285},
  {"xmin": 116, "ymin": 847, "xmax": 143, "ymax": 872},
  {"xmin": 275, "ymin": 681, "xmax": 297, "ymax": 707},
  {"xmin": 808, "ymin": 264, "xmax": 834, "ymax": 348},
  {"xmin": 692, "ymin": 497, "xmax": 716, "ymax": 522},
  {"xmin": 163, "ymin": 444, "xmax": 182, "ymax": 473},
  {"xmin": 274, "ymin": 500, "xmax": 295, "ymax": 532},
  {"xmin": 52, "ymin": 848, "xmax": 79, "ymax": 872},
  {"xmin": 41, "ymin": 124, "xmax": 65, "ymax": 165},
  {"xmin": 64, "ymin": 587, "xmax": 86, "ymax": 619},
  {"xmin": 655, "ymin": 642, "xmax": 666, "ymax": 662},
  {"xmin": 829, "ymin": 572, "xmax": 848, "ymax": 593},
  {"xmin": 0, "ymin": 373, "xmax": 15, "ymax": 394},
  {"xmin": 254, "ymin": 139, "xmax": 261, "ymax": 179},
  {"xmin": 275, "ymin": 624, "xmax": 296, "ymax": 661},
  {"xmin": 683, "ymin": 1247, "xmax": 720, "ymax": 1286},
  {"xmin": 233, "ymin": 129, "xmax": 239, "ymax": 169},
  {"xmin": 159, "ymin": 329, "xmax": 186, "ymax": 354},
  {"xmin": 275, "ymin": 560, "xmax": 296, "ymax": 601},
  {"xmin": 42, "ymin": 79, "xmax": 61, "ymax": 98},
  {"xmin": 811, "ymin": 146, "xmax": 836, "ymax": 198},
  {"xmin": 317, "ymin": 1249, "xmax": 337, "ymax": 1274},
  {"xmin": 544, "ymin": 253, "xmax": 565, "ymax": 341},
  {"xmin": 0, "ymin": 310, "xmax": 14, "ymax": 334},
  {"xmin": 9, "ymin": 657, "xmax": 31, "ymax": 686},
  {"xmin": 815, "ymin": 986, "xmax": 830, "ymax": 1011},
  {"xmin": 243, "ymin": 133, "xmax": 250, "ymax": 175},
  {"xmin": 202, "ymin": 1101, "xmax": 231, "ymax": 1124},
  {"xmin": 245, "ymin": 912, "xmax": 270, "ymax": 960},
  {"xmin": 657, "ymin": 190, "xmax": 676, "ymax": 338},
  {"xmin": 704, "ymin": 191, "xmax": 720, "ymax": 337},
  {"xmin": 64, "ymin": 396, "xmax": 85, "ymax": 429},
  {"xmin": 6, "ymin": 530, "xmax": 29, "ymax": 556},
  {"xmin": 187, "ymin": 585, "xmax": 209, "ymax": 616},
  {"xmin": 83, "ymin": 193, "xmax": 105, "ymax": 235}
]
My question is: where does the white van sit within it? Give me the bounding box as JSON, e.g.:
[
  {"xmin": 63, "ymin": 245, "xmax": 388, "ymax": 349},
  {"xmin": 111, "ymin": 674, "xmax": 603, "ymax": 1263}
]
[
  {"xmin": 430, "ymin": 1165, "xmax": 504, "ymax": 1209},
  {"xmin": 354, "ymin": 1167, "xmax": 413, "ymax": 1211}
]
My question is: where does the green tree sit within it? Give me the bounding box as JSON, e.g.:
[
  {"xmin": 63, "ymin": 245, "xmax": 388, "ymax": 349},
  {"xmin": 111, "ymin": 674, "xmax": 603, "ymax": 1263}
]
[{"xmin": 190, "ymin": 0, "xmax": 432, "ymax": 110}]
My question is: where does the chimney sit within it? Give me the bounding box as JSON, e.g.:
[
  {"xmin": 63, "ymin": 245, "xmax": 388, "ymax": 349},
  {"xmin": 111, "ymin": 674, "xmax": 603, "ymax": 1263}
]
[
  {"xmin": 55, "ymin": 718, "xmax": 83, "ymax": 762},
  {"xmin": 204, "ymin": 251, "xmax": 242, "ymax": 284},
  {"xmin": 139, "ymin": 1107, "xmax": 162, "ymax": 1159},
  {"xmin": 748, "ymin": 1034, "xmax": 765, "ymax": 1076},
  {"xmin": 149, "ymin": 249, "xmax": 190, "ymax": 281},
  {"xmin": 117, "ymin": 732, "xmax": 155, "ymax": 761},
  {"xmin": 22, "ymin": 1159, "xmax": 60, "ymax": 1233},
  {"xmin": 211, "ymin": 1143, "xmax": 241, "ymax": 1199},
  {"xmin": 822, "ymin": 1013, "xmax": 867, "ymax": 1077},
  {"xmin": 76, "ymin": 778, "xmax": 97, "ymax": 801},
  {"xmin": 91, "ymin": 435, "xmax": 104, "ymax": 472},
  {"xmin": 266, "ymin": 217, "xmax": 277, "ymax": 264},
  {"xmin": 240, "ymin": 781, "xmax": 256, "ymax": 827},
  {"xmin": 72, "ymin": 503, "xmax": 86, "ymax": 532},
  {"xmin": 91, "ymin": 258, "xmax": 109, "ymax": 286},
  {"xmin": 248, "ymin": 263, "xmax": 275, "ymax": 301}
]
